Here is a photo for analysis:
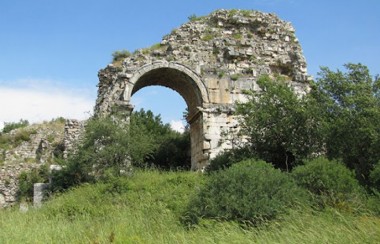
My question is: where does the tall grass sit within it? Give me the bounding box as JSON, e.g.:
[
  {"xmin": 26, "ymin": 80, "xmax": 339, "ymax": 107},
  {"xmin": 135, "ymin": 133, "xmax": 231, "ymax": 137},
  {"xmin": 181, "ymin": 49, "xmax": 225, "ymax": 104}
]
[{"xmin": 1, "ymin": 170, "xmax": 379, "ymax": 243}]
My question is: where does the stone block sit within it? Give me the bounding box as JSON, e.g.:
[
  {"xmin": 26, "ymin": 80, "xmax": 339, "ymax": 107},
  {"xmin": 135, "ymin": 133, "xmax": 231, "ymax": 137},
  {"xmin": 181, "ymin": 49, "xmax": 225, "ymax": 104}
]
[{"xmin": 33, "ymin": 183, "xmax": 49, "ymax": 208}]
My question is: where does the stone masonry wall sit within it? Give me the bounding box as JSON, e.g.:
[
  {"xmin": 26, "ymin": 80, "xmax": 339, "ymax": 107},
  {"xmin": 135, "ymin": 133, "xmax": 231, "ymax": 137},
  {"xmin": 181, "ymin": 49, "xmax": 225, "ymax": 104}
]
[
  {"xmin": 0, "ymin": 121, "xmax": 65, "ymax": 207},
  {"xmin": 63, "ymin": 119, "xmax": 85, "ymax": 159}
]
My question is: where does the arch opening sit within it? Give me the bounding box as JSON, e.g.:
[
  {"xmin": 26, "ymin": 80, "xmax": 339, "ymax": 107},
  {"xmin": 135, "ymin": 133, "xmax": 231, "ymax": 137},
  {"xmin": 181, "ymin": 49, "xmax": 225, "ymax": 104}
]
[
  {"xmin": 131, "ymin": 86, "xmax": 187, "ymax": 133},
  {"xmin": 131, "ymin": 67, "xmax": 205, "ymax": 119},
  {"xmin": 124, "ymin": 64, "xmax": 209, "ymax": 170}
]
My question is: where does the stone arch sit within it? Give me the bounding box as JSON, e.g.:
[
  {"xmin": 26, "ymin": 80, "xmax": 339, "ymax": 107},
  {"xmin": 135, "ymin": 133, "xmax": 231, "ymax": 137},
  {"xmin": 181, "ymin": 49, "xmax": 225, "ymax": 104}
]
[
  {"xmin": 124, "ymin": 62, "xmax": 209, "ymax": 112},
  {"xmin": 123, "ymin": 61, "xmax": 210, "ymax": 170}
]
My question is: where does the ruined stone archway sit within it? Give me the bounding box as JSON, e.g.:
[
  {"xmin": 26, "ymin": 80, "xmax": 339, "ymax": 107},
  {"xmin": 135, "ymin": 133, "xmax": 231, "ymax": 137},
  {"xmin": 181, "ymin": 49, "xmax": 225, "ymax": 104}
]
[
  {"xmin": 125, "ymin": 62, "xmax": 210, "ymax": 170},
  {"xmin": 94, "ymin": 9, "xmax": 310, "ymax": 170}
]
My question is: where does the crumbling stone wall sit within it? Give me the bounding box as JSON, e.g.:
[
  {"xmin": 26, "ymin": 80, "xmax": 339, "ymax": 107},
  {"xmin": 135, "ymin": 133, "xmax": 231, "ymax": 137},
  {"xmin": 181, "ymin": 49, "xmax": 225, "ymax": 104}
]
[
  {"xmin": 95, "ymin": 9, "xmax": 310, "ymax": 170},
  {"xmin": 0, "ymin": 163, "xmax": 40, "ymax": 207},
  {"xmin": 63, "ymin": 119, "xmax": 85, "ymax": 159},
  {"xmin": 0, "ymin": 122, "xmax": 65, "ymax": 208}
]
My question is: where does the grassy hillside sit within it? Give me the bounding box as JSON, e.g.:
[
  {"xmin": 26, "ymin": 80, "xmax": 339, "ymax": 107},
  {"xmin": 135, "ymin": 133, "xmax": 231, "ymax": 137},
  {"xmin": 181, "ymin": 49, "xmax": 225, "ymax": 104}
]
[{"xmin": 1, "ymin": 170, "xmax": 379, "ymax": 243}]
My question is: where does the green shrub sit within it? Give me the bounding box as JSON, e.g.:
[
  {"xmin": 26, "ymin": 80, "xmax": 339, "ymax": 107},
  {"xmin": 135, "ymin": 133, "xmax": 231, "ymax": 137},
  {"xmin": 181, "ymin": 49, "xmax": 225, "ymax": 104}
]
[
  {"xmin": 292, "ymin": 157, "xmax": 364, "ymax": 210},
  {"xmin": 150, "ymin": 131, "xmax": 191, "ymax": 170},
  {"xmin": 18, "ymin": 165, "xmax": 49, "ymax": 202},
  {"xmin": 129, "ymin": 109, "xmax": 189, "ymax": 169},
  {"xmin": 112, "ymin": 49, "xmax": 131, "ymax": 62},
  {"xmin": 366, "ymin": 190, "xmax": 380, "ymax": 216},
  {"xmin": 51, "ymin": 117, "xmax": 131, "ymax": 191},
  {"xmin": 2, "ymin": 119, "xmax": 29, "ymax": 134},
  {"xmin": 184, "ymin": 159, "xmax": 307, "ymax": 226},
  {"xmin": 188, "ymin": 14, "xmax": 204, "ymax": 22},
  {"xmin": 14, "ymin": 129, "xmax": 36, "ymax": 145},
  {"xmin": 0, "ymin": 134, "xmax": 11, "ymax": 148},
  {"xmin": 370, "ymin": 162, "xmax": 380, "ymax": 191},
  {"xmin": 201, "ymin": 34, "xmax": 214, "ymax": 41},
  {"xmin": 206, "ymin": 147, "xmax": 255, "ymax": 173},
  {"xmin": 232, "ymin": 33, "xmax": 242, "ymax": 40},
  {"xmin": 230, "ymin": 74, "xmax": 240, "ymax": 81}
]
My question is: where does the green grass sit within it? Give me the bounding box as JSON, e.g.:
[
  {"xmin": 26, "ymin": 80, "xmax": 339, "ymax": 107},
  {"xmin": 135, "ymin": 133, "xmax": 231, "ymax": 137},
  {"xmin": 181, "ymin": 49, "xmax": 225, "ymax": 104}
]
[{"xmin": 1, "ymin": 170, "xmax": 379, "ymax": 243}]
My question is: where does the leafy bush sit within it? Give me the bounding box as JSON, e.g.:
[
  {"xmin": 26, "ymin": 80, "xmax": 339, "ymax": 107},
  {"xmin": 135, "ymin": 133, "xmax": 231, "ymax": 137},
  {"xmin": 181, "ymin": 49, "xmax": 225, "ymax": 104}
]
[
  {"xmin": 129, "ymin": 109, "xmax": 190, "ymax": 169},
  {"xmin": 184, "ymin": 159, "xmax": 307, "ymax": 226},
  {"xmin": 2, "ymin": 119, "xmax": 29, "ymax": 134},
  {"xmin": 206, "ymin": 146, "xmax": 255, "ymax": 173},
  {"xmin": 292, "ymin": 158, "xmax": 364, "ymax": 210},
  {"xmin": 150, "ymin": 131, "xmax": 191, "ymax": 170},
  {"xmin": 188, "ymin": 14, "xmax": 202, "ymax": 22},
  {"xmin": 52, "ymin": 109, "xmax": 190, "ymax": 191},
  {"xmin": 18, "ymin": 165, "xmax": 49, "ymax": 201},
  {"xmin": 365, "ymin": 190, "xmax": 380, "ymax": 216},
  {"xmin": 112, "ymin": 49, "xmax": 131, "ymax": 62},
  {"xmin": 0, "ymin": 134, "xmax": 11, "ymax": 148},
  {"xmin": 51, "ymin": 117, "xmax": 131, "ymax": 191},
  {"xmin": 0, "ymin": 127, "xmax": 36, "ymax": 150},
  {"xmin": 14, "ymin": 129, "xmax": 36, "ymax": 145},
  {"xmin": 129, "ymin": 109, "xmax": 173, "ymax": 166},
  {"xmin": 370, "ymin": 161, "xmax": 380, "ymax": 191}
]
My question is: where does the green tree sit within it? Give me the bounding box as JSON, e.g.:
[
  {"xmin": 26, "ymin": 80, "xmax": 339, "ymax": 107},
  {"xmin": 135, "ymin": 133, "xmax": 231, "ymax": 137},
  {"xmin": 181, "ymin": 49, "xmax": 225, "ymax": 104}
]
[
  {"xmin": 236, "ymin": 75, "xmax": 324, "ymax": 170},
  {"xmin": 52, "ymin": 117, "xmax": 131, "ymax": 190},
  {"xmin": 313, "ymin": 63, "xmax": 380, "ymax": 185},
  {"xmin": 52, "ymin": 109, "xmax": 191, "ymax": 191},
  {"xmin": 150, "ymin": 130, "xmax": 191, "ymax": 170},
  {"xmin": 130, "ymin": 109, "xmax": 190, "ymax": 169},
  {"xmin": 129, "ymin": 109, "xmax": 175, "ymax": 166}
]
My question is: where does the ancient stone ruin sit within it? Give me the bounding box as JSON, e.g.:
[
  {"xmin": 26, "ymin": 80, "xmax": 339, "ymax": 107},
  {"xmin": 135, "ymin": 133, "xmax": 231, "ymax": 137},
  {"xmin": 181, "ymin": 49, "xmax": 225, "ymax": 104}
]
[
  {"xmin": 95, "ymin": 9, "xmax": 310, "ymax": 170},
  {"xmin": 0, "ymin": 121, "xmax": 65, "ymax": 207},
  {"xmin": 0, "ymin": 9, "xmax": 311, "ymax": 207}
]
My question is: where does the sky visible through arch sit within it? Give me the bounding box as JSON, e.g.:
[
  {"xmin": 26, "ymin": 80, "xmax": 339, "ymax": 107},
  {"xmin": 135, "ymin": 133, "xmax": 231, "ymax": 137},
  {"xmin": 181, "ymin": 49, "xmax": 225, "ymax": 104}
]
[{"xmin": 0, "ymin": 0, "xmax": 379, "ymax": 131}]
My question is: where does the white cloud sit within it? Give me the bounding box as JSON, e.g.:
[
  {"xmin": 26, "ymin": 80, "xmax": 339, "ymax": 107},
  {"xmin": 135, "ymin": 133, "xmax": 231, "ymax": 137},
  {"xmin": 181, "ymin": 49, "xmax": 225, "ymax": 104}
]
[
  {"xmin": 0, "ymin": 81, "xmax": 95, "ymax": 130},
  {"xmin": 170, "ymin": 120, "xmax": 185, "ymax": 133}
]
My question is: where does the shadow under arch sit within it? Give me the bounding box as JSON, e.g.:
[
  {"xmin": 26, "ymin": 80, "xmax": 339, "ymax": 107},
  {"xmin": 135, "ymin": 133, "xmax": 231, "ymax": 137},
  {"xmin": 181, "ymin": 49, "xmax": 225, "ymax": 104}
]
[{"xmin": 123, "ymin": 62, "xmax": 210, "ymax": 170}]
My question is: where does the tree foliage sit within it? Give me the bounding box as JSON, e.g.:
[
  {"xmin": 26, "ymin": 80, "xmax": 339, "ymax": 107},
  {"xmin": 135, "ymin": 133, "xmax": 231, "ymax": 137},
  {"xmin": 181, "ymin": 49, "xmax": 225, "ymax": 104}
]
[
  {"xmin": 129, "ymin": 109, "xmax": 190, "ymax": 169},
  {"xmin": 150, "ymin": 130, "xmax": 191, "ymax": 170},
  {"xmin": 52, "ymin": 117, "xmax": 131, "ymax": 190},
  {"xmin": 236, "ymin": 75, "xmax": 324, "ymax": 170},
  {"xmin": 235, "ymin": 64, "xmax": 380, "ymax": 187},
  {"xmin": 52, "ymin": 109, "xmax": 191, "ymax": 190},
  {"xmin": 312, "ymin": 63, "xmax": 380, "ymax": 185}
]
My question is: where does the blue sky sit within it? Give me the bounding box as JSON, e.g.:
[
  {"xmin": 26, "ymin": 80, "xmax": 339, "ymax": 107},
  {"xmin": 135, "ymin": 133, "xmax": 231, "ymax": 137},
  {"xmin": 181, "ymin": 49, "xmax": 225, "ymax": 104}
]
[{"xmin": 0, "ymin": 0, "xmax": 379, "ymax": 130}]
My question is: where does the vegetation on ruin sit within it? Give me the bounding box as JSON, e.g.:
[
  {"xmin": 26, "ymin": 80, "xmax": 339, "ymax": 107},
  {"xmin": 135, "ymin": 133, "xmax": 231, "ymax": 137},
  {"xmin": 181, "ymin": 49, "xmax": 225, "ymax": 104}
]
[
  {"xmin": 188, "ymin": 14, "xmax": 205, "ymax": 22},
  {"xmin": 1, "ymin": 119, "xmax": 29, "ymax": 134},
  {"xmin": 111, "ymin": 49, "xmax": 131, "ymax": 66}
]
